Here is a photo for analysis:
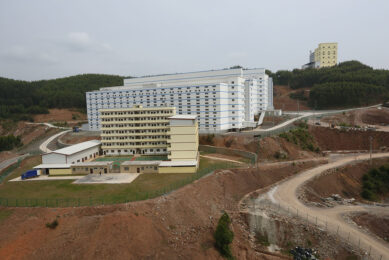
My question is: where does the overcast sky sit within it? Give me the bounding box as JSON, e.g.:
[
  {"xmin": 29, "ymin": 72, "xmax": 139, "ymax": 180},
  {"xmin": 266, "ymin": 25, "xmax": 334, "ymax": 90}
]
[{"xmin": 0, "ymin": 0, "xmax": 388, "ymax": 81}]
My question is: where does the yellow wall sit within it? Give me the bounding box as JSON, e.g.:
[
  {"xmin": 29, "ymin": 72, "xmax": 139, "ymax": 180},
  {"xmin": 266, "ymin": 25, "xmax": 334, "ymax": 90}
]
[
  {"xmin": 49, "ymin": 168, "xmax": 72, "ymax": 175},
  {"xmin": 120, "ymin": 165, "xmax": 159, "ymax": 174},
  {"xmin": 168, "ymin": 121, "xmax": 199, "ymax": 161},
  {"xmin": 158, "ymin": 166, "xmax": 196, "ymax": 174},
  {"xmin": 314, "ymin": 42, "xmax": 338, "ymax": 68}
]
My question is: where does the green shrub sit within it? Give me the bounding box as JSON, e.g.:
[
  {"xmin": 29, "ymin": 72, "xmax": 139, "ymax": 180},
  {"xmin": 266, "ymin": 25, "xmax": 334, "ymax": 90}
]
[
  {"xmin": 214, "ymin": 212, "xmax": 234, "ymax": 259},
  {"xmin": 361, "ymin": 165, "xmax": 389, "ymax": 201},
  {"xmin": 46, "ymin": 219, "xmax": 58, "ymax": 229}
]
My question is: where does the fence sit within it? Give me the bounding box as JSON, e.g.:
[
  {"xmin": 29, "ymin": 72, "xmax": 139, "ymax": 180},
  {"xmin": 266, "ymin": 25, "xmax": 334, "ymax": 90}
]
[
  {"xmin": 0, "ymin": 159, "xmax": 22, "ymax": 184},
  {"xmin": 0, "ymin": 163, "xmax": 226, "ymax": 208},
  {"xmin": 246, "ymin": 198, "xmax": 387, "ymax": 260},
  {"xmin": 199, "ymin": 145, "xmax": 257, "ymax": 165}
]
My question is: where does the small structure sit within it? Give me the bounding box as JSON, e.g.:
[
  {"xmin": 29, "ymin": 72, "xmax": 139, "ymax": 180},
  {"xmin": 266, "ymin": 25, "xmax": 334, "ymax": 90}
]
[
  {"xmin": 34, "ymin": 164, "xmax": 72, "ymax": 175},
  {"xmin": 71, "ymin": 161, "xmax": 113, "ymax": 175},
  {"xmin": 42, "ymin": 140, "xmax": 101, "ymax": 165},
  {"xmin": 120, "ymin": 161, "xmax": 161, "ymax": 174},
  {"xmin": 159, "ymin": 160, "xmax": 198, "ymax": 174}
]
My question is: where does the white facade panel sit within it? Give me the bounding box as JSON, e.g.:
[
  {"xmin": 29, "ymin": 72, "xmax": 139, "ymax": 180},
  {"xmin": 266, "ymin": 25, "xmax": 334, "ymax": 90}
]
[{"xmin": 86, "ymin": 68, "xmax": 273, "ymax": 133}]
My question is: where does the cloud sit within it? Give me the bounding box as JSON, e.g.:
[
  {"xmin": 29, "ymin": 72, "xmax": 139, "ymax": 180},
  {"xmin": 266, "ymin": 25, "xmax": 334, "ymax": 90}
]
[
  {"xmin": 65, "ymin": 32, "xmax": 112, "ymax": 52},
  {"xmin": 0, "ymin": 45, "xmax": 58, "ymax": 64}
]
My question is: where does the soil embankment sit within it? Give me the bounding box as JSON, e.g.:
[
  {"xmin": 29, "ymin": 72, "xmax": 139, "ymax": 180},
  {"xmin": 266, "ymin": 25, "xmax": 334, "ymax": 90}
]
[{"xmin": 0, "ymin": 161, "xmax": 324, "ymax": 260}]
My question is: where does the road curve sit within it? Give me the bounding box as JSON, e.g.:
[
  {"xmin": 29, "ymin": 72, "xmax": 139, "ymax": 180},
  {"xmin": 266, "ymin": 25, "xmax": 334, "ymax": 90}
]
[
  {"xmin": 39, "ymin": 130, "xmax": 71, "ymax": 153},
  {"xmin": 271, "ymin": 152, "xmax": 389, "ymax": 259}
]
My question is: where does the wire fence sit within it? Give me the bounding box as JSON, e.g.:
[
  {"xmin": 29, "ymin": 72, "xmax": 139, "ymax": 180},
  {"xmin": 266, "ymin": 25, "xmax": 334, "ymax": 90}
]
[
  {"xmin": 0, "ymin": 162, "xmax": 234, "ymax": 208},
  {"xmin": 199, "ymin": 145, "xmax": 257, "ymax": 165},
  {"xmin": 0, "ymin": 159, "xmax": 22, "ymax": 184},
  {"xmin": 246, "ymin": 198, "xmax": 387, "ymax": 260}
]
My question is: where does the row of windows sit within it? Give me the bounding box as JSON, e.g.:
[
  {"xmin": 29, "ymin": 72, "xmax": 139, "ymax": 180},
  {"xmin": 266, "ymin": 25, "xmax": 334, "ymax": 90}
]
[
  {"xmin": 103, "ymin": 142, "xmax": 167, "ymax": 146},
  {"xmin": 101, "ymin": 117, "xmax": 170, "ymax": 122},
  {"xmin": 102, "ymin": 129, "xmax": 168, "ymax": 134},
  {"xmin": 102, "ymin": 135, "xmax": 167, "ymax": 141}
]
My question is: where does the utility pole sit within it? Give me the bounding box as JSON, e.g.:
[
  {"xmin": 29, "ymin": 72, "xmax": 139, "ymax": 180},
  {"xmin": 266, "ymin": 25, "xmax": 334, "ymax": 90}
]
[{"xmin": 369, "ymin": 136, "xmax": 373, "ymax": 166}]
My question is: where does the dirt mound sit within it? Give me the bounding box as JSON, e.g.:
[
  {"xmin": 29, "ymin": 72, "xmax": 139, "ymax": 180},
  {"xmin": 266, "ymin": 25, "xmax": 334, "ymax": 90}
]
[
  {"xmin": 310, "ymin": 126, "xmax": 389, "ymax": 151},
  {"xmin": 200, "ymin": 134, "xmax": 319, "ymax": 162},
  {"xmin": 273, "ymin": 85, "xmax": 310, "ymax": 111},
  {"xmin": 33, "ymin": 109, "xmax": 86, "ymax": 123},
  {"xmin": 361, "ymin": 109, "xmax": 389, "ymax": 125},
  {"xmin": 301, "ymin": 158, "xmax": 389, "ymax": 204},
  {"xmin": 351, "ymin": 213, "xmax": 389, "ymax": 243},
  {"xmin": 0, "ymin": 161, "xmax": 325, "ymax": 259}
]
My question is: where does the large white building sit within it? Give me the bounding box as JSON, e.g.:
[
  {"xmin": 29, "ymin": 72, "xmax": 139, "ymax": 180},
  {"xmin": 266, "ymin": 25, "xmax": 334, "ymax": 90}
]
[{"xmin": 86, "ymin": 68, "xmax": 273, "ymax": 133}]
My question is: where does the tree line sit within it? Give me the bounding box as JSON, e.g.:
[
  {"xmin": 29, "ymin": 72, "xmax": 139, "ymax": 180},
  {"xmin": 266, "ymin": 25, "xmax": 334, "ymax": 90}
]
[
  {"xmin": 0, "ymin": 74, "xmax": 124, "ymax": 121},
  {"xmin": 0, "ymin": 135, "xmax": 22, "ymax": 151},
  {"xmin": 267, "ymin": 61, "xmax": 389, "ymax": 109}
]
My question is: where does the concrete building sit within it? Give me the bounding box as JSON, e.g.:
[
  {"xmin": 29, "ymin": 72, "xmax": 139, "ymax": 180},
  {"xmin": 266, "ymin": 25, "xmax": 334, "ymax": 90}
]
[
  {"xmin": 302, "ymin": 42, "xmax": 338, "ymax": 69},
  {"xmin": 71, "ymin": 161, "xmax": 113, "ymax": 175},
  {"xmin": 100, "ymin": 106, "xmax": 175, "ymax": 156},
  {"xmin": 167, "ymin": 115, "xmax": 198, "ymax": 161},
  {"xmin": 86, "ymin": 68, "xmax": 273, "ymax": 133},
  {"xmin": 120, "ymin": 161, "xmax": 160, "ymax": 174}
]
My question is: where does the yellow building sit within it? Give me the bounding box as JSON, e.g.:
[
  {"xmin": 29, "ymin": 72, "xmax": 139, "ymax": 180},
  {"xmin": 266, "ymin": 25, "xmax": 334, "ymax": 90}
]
[
  {"xmin": 100, "ymin": 105, "xmax": 175, "ymax": 156},
  {"xmin": 314, "ymin": 42, "xmax": 338, "ymax": 68},
  {"xmin": 167, "ymin": 115, "xmax": 199, "ymax": 161}
]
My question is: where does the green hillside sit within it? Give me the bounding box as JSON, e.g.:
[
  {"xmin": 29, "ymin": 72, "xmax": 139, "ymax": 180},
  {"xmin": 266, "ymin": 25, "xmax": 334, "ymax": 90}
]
[
  {"xmin": 0, "ymin": 74, "xmax": 124, "ymax": 121},
  {"xmin": 267, "ymin": 61, "xmax": 389, "ymax": 109}
]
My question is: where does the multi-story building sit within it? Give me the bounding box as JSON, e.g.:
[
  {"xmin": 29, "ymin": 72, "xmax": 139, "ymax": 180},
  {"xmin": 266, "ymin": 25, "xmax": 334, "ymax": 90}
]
[
  {"xmin": 302, "ymin": 42, "xmax": 338, "ymax": 69},
  {"xmin": 100, "ymin": 106, "xmax": 175, "ymax": 156},
  {"xmin": 86, "ymin": 68, "xmax": 273, "ymax": 133}
]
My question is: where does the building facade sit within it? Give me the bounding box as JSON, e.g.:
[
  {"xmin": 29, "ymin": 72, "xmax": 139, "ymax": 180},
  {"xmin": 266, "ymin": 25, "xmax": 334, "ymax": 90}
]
[
  {"xmin": 167, "ymin": 115, "xmax": 198, "ymax": 161},
  {"xmin": 100, "ymin": 106, "xmax": 175, "ymax": 156},
  {"xmin": 86, "ymin": 68, "xmax": 273, "ymax": 133},
  {"xmin": 302, "ymin": 42, "xmax": 338, "ymax": 69}
]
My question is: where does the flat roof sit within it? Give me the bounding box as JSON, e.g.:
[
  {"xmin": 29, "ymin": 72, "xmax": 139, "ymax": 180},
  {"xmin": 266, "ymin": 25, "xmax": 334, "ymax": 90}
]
[
  {"xmin": 169, "ymin": 115, "xmax": 197, "ymax": 120},
  {"xmin": 72, "ymin": 161, "xmax": 114, "ymax": 167},
  {"xmin": 48, "ymin": 140, "xmax": 101, "ymax": 156},
  {"xmin": 121, "ymin": 160, "xmax": 161, "ymax": 166},
  {"xmin": 34, "ymin": 164, "xmax": 71, "ymax": 169},
  {"xmin": 159, "ymin": 160, "xmax": 198, "ymax": 167}
]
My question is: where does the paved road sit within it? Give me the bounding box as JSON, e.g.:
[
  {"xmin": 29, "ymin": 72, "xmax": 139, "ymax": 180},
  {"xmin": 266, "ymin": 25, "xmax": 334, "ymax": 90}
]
[
  {"xmin": 269, "ymin": 152, "xmax": 389, "ymax": 259},
  {"xmin": 39, "ymin": 130, "xmax": 71, "ymax": 153},
  {"xmin": 26, "ymin": 122, "xmax": 71, "ymax": 129},
  {"xmin": 0, "ymin": 154, "xmax": 29, "ymax": 173}
]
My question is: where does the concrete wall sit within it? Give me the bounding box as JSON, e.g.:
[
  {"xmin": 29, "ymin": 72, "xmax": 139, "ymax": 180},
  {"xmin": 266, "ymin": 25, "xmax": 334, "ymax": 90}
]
[
  {"xmin": 67, "ymin": 146, "xmax": 100, "ymax": 164},
  {"xmin": 42, "ymin": 153, "xmax": 66, "ymax": 164},
  {"xmin": 71, "ymin": 165, "xmax": 110, "ymax": 174},
  {"xmin": 120, "ymin": 165, "xmax": 159, "ymax": 174},
  {"xmin": 158, "ymin": 166, "xmax": 196, "ymax": 174},
  {"xmin": 49, "ymin": 168, "xmax": 71, "ymax": 175}
]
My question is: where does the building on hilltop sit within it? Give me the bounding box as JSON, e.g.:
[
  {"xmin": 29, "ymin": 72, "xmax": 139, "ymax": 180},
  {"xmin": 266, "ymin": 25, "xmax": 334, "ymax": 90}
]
[
  {"xmin": 86, "ymin": 68, "xmax": 273, "ymax": 133},
  {"xmin": 302, "ymin": 42, "xmax": 338, "ymax": 69}
]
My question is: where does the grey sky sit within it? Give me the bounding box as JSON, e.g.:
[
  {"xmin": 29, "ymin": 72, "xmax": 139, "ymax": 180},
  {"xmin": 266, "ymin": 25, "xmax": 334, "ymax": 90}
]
[{"xmin": 0, "ymin": 0, "xmax": 388, "ymax": 81}]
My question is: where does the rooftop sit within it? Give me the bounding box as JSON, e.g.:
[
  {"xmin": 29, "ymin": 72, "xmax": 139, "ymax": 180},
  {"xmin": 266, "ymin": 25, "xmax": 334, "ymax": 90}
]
[
  {"xmin": 121, "ymin": 160, "xmax": 161, "ymax": 166},
  {"xmin": 72, "ymin": 161, "xmax": 114, "ymax": 167},
  {"xmin": 169, "ymin": 115, "xmax": 197, "ymax": 120},
  {"xmin": 49, "ymin": 140, "xmax": 101, "ymax": 156},
  {"xmin": 34, "ymin": 164, "xmax": 71, "ymax": 169},
  {"xmin": 159, "ymin": 160, "xmax": 198, "ymax": 167}
]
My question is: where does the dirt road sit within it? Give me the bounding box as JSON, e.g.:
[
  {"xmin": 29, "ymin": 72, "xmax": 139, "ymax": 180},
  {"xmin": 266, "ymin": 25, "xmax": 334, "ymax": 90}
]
[{"xmin": 270, "ymin": 152, "xmax": 389, "ymax": 259}]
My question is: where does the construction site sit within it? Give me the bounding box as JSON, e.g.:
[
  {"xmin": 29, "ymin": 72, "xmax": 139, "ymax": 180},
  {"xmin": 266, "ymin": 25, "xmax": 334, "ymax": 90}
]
[{"xmin": 0, "ymin": 102, "xmax": 388, "ymax": 259}]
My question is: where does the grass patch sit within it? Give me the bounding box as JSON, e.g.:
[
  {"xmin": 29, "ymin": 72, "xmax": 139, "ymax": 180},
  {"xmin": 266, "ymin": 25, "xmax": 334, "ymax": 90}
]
[
  {"xmin": 279, "ymin": 121, "xmax": 320, "ymax": 152},
  {"xmin": 0, "ymin": 157, "xmax": 241, "ymax": 207},
  {"xmin": 361, "ymin": 164, "xmax": 389, "ymax": 201}
]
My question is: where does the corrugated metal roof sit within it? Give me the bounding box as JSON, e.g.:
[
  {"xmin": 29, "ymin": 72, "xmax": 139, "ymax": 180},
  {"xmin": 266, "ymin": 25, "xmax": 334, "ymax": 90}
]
[
  {"xmin": 159, "ymin": 160, "xmax": 198, "ymax": 167},
  {"xmin": 72, "ymin": 161, "xmax": 113, "ymax": 167},
  {"xmin": 121, "ymin": 160, "xmax": 161, "ymax": 166},
  {"xmin": 49, "ymin": 140, "xmax": 101, "ymax": 156},
  {"xmin": 34, "ymin": 164, "xmax": 71, "ymax": 169},
  {"xmin": 169, "ymin": 115, "xmax": 197, "ymax": 120}
]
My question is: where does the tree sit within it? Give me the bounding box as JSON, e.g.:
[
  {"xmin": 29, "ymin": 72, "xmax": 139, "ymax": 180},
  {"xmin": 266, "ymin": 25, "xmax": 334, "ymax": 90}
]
[{"xmin": 214, "ymin": 212, "xmax": 234, "ymax": 259}]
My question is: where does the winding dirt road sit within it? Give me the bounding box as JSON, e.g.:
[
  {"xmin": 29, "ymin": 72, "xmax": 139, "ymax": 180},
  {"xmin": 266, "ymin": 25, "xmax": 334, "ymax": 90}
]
[{"xmin": 269, "ymin": 152, "xmax": 389, "ymax": 259}]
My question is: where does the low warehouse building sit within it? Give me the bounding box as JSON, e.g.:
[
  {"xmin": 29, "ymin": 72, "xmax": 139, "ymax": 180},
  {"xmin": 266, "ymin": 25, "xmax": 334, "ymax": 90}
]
[
  {"xmin": 33, "ymin": 164, "xmax": 71, "ymax": 176},
  {"xmin": 71, "ymin": 161, "xmax": 113, "ymax": 175},
  {"xmin": 159, "ymin": 160, "xmax": 198, "ymax": 174},
  {"xmin": 42, "ymin": 140, "xmax": 101, "ymax": 165},
  {"xmin": 120, "ymin": 161, "xmax": 161, "ymax": 174}
]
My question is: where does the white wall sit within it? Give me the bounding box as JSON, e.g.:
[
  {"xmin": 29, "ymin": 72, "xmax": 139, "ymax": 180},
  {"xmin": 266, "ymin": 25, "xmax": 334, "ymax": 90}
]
[{"xmin": 42, "ymin": 153, "xmax": 67, "ymax": 164}]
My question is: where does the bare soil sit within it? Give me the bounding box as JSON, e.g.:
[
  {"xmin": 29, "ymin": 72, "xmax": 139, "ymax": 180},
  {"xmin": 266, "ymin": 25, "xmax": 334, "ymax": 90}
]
[
  {"xmin": 199, "ymin": 135, "xmax": 320, "ymax": 163},
  {"xmin": 309, "ymin": 126, "xmax": 389, "ymax": 151},
  {"xmin": 320, "ymin": 107, "xmax": 389, "ymax": 127},
  {"xmin": 301, "ymin": 158, "xmax": 389, "ymax": 204},
  {"xmin": 0, "ymin": 161, "xmax": 326, "ymax": 260},
  {"xmin": 351, "ymin": 213, "xmax": 389, "ymax": 243},
  {"xmin": 33, "ymin": 109, "xmax": 86, "ymax": 123},
  {"xmin": 59, "ymin": 131, "xmax": 101, "ymax": 145},
  {"xmin": 273, "ymin": 85, "xmax": 310, "ymax": 111}
]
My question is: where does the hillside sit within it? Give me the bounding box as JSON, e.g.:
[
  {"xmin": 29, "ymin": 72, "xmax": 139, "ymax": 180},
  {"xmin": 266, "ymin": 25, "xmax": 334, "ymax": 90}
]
[
  {"xmin": 267, "ymin": 61, "xmax": 389, "ymax": 109},
  {"xmin": 0, "ymin": 74, "xmax": 124, "ymax": 121}
]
